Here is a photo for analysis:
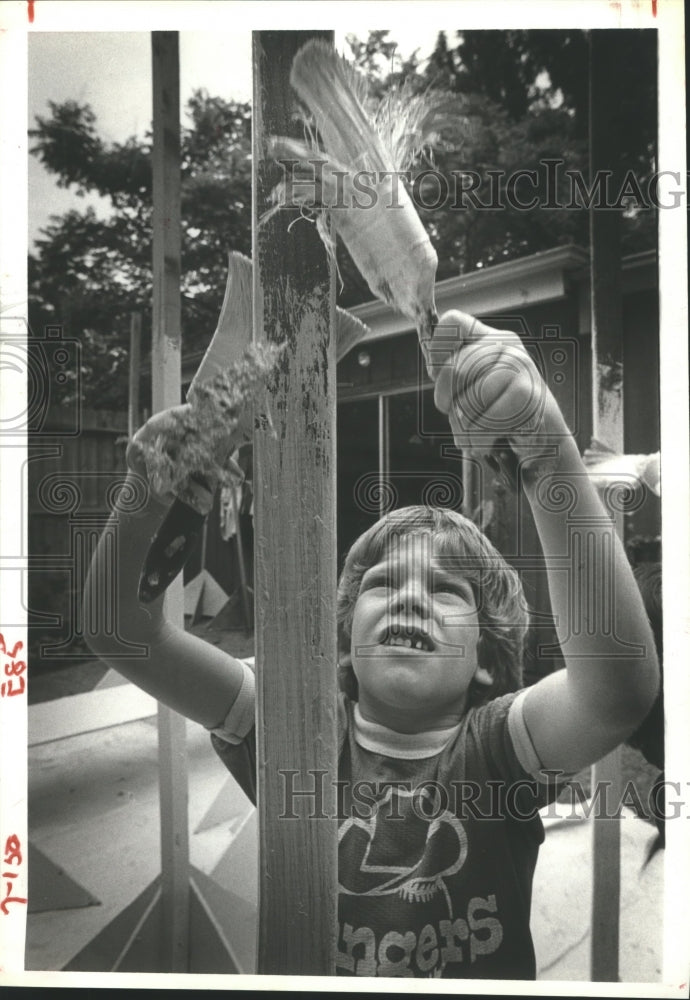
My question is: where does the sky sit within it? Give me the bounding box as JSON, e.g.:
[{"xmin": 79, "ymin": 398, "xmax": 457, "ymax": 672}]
[{"xmin": 27, "ymin": 27, "xmax": 443, "ymax": 246}]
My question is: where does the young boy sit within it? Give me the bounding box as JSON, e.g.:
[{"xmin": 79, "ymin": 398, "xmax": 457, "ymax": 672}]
[{"xmin": 84, "ymin": 309, "xmax": 659, "ymax": 980}]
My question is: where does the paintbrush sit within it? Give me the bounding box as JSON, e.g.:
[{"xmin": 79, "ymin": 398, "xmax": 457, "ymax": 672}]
[
  {"xmin": 137, "ymin": 251, "xmax": 370, "ymax": 603},
  {"xmin": 268, "ymin": 39, "xmax": 458, "ymax": 350},
  {"xmin": 270, "ymin": 43, "xmax": 522, "ymax": 487}
]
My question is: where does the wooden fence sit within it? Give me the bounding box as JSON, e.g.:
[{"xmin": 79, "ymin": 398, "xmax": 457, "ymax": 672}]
[{"xmin": 27, "ymin": 405, "xmax": 244, "ymax": 666}]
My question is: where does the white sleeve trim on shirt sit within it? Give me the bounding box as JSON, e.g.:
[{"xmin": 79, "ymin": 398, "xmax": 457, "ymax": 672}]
[
  {"xmin": 208, "ymin": 660, "xmax": 256, "ymax": 745},
  {"xmin": 507, "ymin": 688, "xmax": 551, "ymax": 782}
]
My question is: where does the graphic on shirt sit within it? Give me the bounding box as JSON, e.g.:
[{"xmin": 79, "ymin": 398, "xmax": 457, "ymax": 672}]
[
  {"xmin": 337, "ymin": 784, "xmax": 505, "ymax": 976},
  {"xmin": 339, "ymin": 784, "xmax": 467, "ymax": 912}
]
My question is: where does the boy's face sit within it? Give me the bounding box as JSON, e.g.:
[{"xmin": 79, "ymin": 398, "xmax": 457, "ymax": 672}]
[{"xmin": 349, "ymin": 532, "xmax": 487, "ymax": 732}]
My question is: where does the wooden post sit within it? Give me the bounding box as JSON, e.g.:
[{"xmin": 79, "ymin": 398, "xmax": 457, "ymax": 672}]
[
  {"xmin": 61, "ymin": 30, "xmax": 255, "ymax": 975},
  {"xmin": 588, "ymin": 29, "xmax": 624, "ymax": 984},
  {"xmin": 151, "ymin": 30, "xmax": 190, "ymax": 972},
  {"xmin": 378, "ymin": 394, "xmax": 390, "ymax": 517},
  {"xmin": 128, "ymin": 311, "xmax": 142, "ymax": 439},
  {"xmin": 252, "ymin": 30, "xmax": 338, "ymax": 976},
  {"xmin": 230, "ymin": 484, "xmax": 252, "ymax": 633}
]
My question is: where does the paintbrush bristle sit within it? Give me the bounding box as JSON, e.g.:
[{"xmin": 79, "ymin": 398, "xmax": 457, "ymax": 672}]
[
  {"xmin": 289, "ymin": 40, "xmax": 458, "ymax": 175},
  {"xmin": 191, "ymin": 251, "xmax": 254, "ymax": 390},
  {"xmin": 374, "ymin": 83, "xmax": 460, "ymax": 173},
  {"xmin": 289, "ymin": 40, "xmax": 390, "ymax": 174},
  {"xmin": 145, "ymin": 343, "xmax": 282, "ymax": 500},
  {"xmin": 267, "ymin": 42, "xmax": 465, "ymax": 349}
]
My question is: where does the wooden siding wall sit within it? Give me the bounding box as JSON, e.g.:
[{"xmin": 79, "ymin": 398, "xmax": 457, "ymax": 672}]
[
  {"xmin": 28, "ymin": 409, "xmax": 128, "ymax": 568},
  {"xmin": 28, "ymin": 408, "xmax": 129, "ymax": 664}
]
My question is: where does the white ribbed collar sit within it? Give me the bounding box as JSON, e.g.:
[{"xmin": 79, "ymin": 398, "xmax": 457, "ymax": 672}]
[{"xmin": 353, "ymin": 703, "xmax": 461, "ymax": 759}]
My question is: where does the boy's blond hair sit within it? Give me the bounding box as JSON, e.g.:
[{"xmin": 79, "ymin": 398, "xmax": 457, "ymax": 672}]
[{"xmin": 336, "ymin": 506, "xmax": 529, "ymax": 707}]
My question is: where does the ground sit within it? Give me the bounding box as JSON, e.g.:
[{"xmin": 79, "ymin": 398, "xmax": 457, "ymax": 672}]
[{"xmin": 27, "ymin": 622, "xmax": 255, "ymax": 703}]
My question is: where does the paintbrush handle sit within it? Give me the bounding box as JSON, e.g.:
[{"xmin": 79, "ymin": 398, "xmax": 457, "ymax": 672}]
[{"xmin": 138, "ymin": 493, "xmax": 209, "ymax": 604}]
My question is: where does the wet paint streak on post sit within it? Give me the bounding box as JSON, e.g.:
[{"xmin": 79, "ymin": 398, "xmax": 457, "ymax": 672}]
[{"xmin": 252, "ymin": 31, "xmax": 338, "ymax": 976}]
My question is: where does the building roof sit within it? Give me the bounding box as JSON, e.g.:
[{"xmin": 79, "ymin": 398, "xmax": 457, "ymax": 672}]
[
  {"xmin": 178, "ymin": 245, "xmax": 657, "ymax": 380},
  {"xmin": 348, "ymin": 245, "xmax": 657, "ymax": 344}
]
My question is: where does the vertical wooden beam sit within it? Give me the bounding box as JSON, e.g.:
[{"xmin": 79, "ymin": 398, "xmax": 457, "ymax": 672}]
[
  {"xmin": 378, "ymin": 394, "xmax": 390, "ymax": 517},
  {"xmin": 589, "ymin": 34, "xmax": 624, "ymax": 460},
  {"xmin": 151, "ymin": 30, "xmax": 189, "ymax": 973},
  {"xmin": 128, "ymin": 311, "xmax": 142, "ymax": 439},
  {"xmin": 588, "ymin": 29, "xmax": 624, "ymax": 984},
  {"xmin": 252, "ymin": 30, "xmax": 338, "ymax": 976}
]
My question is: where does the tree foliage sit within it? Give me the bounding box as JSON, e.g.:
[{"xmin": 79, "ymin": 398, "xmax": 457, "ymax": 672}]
[
  {"xmin": 29, "ymin": 92, "xmax": 252, "ymax": 409},
  {"xmin": 29, "ymin": 30, "xmax": 657, "ymax": 408}
]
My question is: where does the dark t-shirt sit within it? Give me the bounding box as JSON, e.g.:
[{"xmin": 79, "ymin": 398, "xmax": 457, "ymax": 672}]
[{"xmin": 212, "ymin": 689, "xmax": 560, "ymax": 980}]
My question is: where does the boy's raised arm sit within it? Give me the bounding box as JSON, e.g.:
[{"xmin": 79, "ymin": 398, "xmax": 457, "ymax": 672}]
[
  {"xmin": 82, "ymin": 409, "xmax": 247, "ymax": 730},
  {"xmin": 83, "ymin": 252, "xmax": 261, "ymax": 729},
  {"xmin": 429, "ymin": 310, "xmax": 659, "ymax": 773},
  {"xmin": 82, "ymin": 238, "xmax": 371, "ymax": 731}
]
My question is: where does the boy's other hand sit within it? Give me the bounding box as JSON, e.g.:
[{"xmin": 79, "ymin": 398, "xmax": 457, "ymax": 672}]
[{"xmin": 428, "ymin": 309, "xmax": 568, "ymax": 464}]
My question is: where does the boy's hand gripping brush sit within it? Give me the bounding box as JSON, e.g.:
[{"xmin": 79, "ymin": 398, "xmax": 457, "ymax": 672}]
[{"xmin": 135, "ymin": 251, "xmax": 370, "ymax": 603}]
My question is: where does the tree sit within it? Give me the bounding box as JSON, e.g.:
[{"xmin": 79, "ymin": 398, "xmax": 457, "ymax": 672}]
[
  {"xmin": 333, "ymin": 29, "xmax": 654, "ymax": 288},
  {"xmin": 29, "ymin": 91, "xmax": 252, "ymax": 410},
  {"xmin": 421, "ymin": 28, "xmax": 657, "ymax": 264}
]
